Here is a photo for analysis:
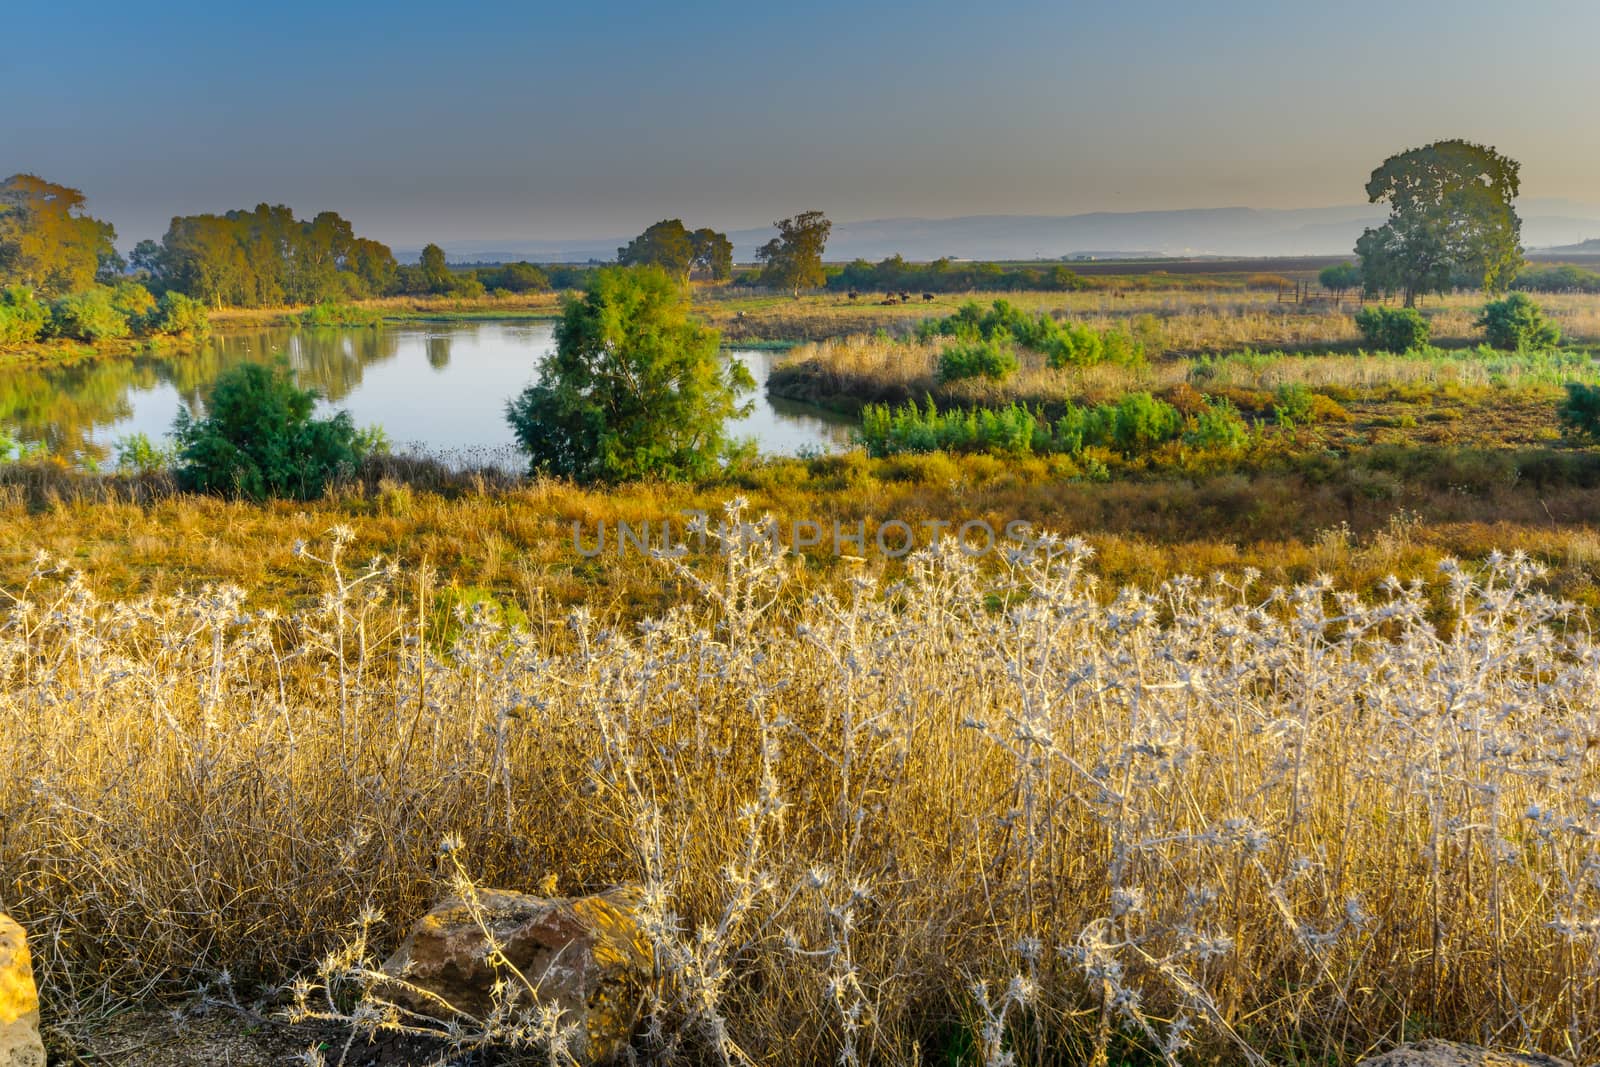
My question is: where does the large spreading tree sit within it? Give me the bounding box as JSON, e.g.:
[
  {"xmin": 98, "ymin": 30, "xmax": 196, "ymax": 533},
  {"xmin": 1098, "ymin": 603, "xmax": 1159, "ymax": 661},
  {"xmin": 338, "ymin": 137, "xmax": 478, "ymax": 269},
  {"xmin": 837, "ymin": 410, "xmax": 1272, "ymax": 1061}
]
[
  {"xmin": 756, "ymin": 211, "xmax": 831, "ymax": 296},
  {"xmin": 506, "ymin": 265, "xmax": 753, "ymax": 482},
  {"xmin": 1355, "ymin": 140, "xmax": 1522, "ymax": 307},
  {"xmin": 618, "ymin": 219, "xmax": 733, "ymax": 281}
]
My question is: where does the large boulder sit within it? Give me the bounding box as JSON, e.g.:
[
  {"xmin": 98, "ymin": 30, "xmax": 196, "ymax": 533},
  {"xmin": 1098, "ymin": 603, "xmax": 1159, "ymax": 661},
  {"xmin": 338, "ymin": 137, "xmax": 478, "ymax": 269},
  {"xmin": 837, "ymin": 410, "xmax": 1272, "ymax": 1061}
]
[
  {"xmin": 1358, "ymin": 1041, "xmax": 1571, "ymax": 1067},
  {"xmin": 0, "ymin": 914, "xmax": 45, "ymax": 1067},
  {"xmin": 380, "ymin": 885, "xmax": 651, "ymax": 1064}
]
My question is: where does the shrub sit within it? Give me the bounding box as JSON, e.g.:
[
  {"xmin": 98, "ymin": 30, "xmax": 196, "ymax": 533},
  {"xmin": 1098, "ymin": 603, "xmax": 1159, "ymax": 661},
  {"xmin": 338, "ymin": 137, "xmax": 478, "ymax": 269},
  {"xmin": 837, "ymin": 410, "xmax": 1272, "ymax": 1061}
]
[
  {"xmin": 1559, "ymin": 383, "xmax": 1600, "ymax": 442},
  {"xmin": 172, "ymin": 361, "xmax": 374, "ymax": 499},
  {"xmin": 1091, "ymin": 391, "xmax": 1183, "ymax": 452},
  {"xmin": 1273, "ymin": 383, "xmax": 1316, "ymax": 426},
  {"xmin": 936, "ymin": 336, "xmax": 1018, "ymax": 382},
  {"xmin": 1183, "ymin": 398, "xmax": 1250, "ymax": 449},
  {"xmin": 1354, "ymin": 306, "xmax": 1430, "ymax": 352},
  {"xmin": 917, "ymin": 299, "xmax": 1143, "ymax": 368},
  {"xmin": 299, "ymin": 302, "xmax": 382, "ymax": 328},
  {"xmin": 144, "ymin": 291, "xmax": 211, "ymax": 337},
  {"xmin": 113, "ymin": 433, "xmax": 174, "ymax": 474},
  {"xmin": 48, "ymin": 287, "xmax": 134, "ymax": 343},
  {"xmin": 0, "ymin": 287, "xmax": 49, "ymax": 346},
  {"xmin": 860, "ymin": 397, "xmax": 1038, "ymax": 457},
  {"xmin": 1476, "ymin": 293, "xmax": 1560, "ymax": 351}
]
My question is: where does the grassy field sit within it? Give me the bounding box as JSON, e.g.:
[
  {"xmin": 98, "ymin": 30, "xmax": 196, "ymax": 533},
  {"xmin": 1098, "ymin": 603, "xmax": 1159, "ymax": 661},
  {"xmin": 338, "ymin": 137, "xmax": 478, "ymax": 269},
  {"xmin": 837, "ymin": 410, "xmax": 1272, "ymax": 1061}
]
[
  {"xmin": 5, "ymin": 274, "xmax": 1600, "ymax": 1064},
  {"xmin": 5, "ymin": 481, "xmax": 1600, "ymax": 1065}
]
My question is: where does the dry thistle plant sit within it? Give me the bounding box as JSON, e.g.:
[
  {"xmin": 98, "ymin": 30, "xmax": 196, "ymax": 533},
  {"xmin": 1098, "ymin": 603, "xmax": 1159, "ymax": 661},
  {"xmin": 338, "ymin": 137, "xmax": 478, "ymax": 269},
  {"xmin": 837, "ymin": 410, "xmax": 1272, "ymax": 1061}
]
[{"xmin": 3, "ymin": 504, "xmax": 1599, "ymax": 1064}]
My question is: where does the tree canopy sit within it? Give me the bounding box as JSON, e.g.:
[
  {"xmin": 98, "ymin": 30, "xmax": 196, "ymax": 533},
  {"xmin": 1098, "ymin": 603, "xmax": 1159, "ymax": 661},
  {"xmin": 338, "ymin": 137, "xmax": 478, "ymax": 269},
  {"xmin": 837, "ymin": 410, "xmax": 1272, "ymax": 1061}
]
[
  {"xmin": 0, "ymin": 174, "xmax": 119, "ymax": 296},
  {"xmin": 505, "ymin": 265, "xmax": 753, "ymax": 482},
  {"xmin": 756, "ymin": 211, "xmax": 831, "ymax": 296},
  {"xmin": 1355, "ymin": 140, "xmax": 1522, "ymax": 307},
  {"xmin": 618, "ymin": 220, "xmax": 734, "ymax": 281},
  {"xmin": 146, "ymin": 205, "xmax": 398, "ymax": 307}
]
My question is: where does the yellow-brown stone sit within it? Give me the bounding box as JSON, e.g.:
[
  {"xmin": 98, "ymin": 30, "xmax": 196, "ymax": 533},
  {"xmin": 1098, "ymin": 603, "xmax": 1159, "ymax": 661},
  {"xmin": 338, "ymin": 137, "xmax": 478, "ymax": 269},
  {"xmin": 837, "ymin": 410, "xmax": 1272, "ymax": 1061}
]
[
  {"xmin": 379, "ymin": 885, "xmax": 650, "ymax": 1065},
  {"xmin": 0, "ymin": 914, "xmax": 45, "ymax": 1067}
]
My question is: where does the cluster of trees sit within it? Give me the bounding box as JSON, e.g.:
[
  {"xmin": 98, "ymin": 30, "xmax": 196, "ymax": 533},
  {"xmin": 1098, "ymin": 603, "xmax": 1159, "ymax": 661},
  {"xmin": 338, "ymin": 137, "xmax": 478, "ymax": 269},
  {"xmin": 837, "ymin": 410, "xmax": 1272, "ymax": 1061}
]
[
  {"xmin": 827, "ymin": 256, "xmax": 1090, "ymax": 295},
  {"xmin": 137, "ymin": 206, "xmax": 399, "ymax": 307},
  {"xmin": 617, "ymin": 220, "xmax": 733, "ymax": 281},
  {"xmin": 1, "ymin": 174, "xmax": 209, "ymax": 347},
  {"xmin": 1513, "ymin": 264, "xmax": 1600, "ymax": 294}
]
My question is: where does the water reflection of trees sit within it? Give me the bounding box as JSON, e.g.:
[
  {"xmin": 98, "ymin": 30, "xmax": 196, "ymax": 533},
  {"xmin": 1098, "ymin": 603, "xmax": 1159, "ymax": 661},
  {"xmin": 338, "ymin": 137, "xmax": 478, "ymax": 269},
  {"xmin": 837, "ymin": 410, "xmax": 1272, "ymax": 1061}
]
[
  {"xmin": 426, "ymin": 335, "xmax": 452, "ymax": 370},
  {"xmin": 0, "ymin": 326, "xmax": 404, "ymax": 461}
]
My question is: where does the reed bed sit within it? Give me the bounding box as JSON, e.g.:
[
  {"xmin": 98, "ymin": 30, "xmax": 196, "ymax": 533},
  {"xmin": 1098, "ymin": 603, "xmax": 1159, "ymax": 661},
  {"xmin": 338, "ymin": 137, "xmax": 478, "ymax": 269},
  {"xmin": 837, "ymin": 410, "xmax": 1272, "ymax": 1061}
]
[{"xmin": 4, "ymin": 502, "xmax": 1600, "ymax": 1064}]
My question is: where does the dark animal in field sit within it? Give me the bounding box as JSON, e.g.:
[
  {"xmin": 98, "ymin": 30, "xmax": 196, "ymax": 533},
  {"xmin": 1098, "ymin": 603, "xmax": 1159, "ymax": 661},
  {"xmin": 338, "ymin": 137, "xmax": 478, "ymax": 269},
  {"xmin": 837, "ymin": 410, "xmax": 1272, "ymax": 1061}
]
[
  {"xmin": 899, "ymin": 291, "xmax": 913, "ymax": 303},
  {"xmin": 922, "ymin": 292, "xmax": 934, "ymax": 302},
  {"xmin": 880, "ymin": 297, "xmax": 898, "ymax": 306},
  {"xmin": 847, "ymin": 289, "xmax": 859, "ymax": 301}
]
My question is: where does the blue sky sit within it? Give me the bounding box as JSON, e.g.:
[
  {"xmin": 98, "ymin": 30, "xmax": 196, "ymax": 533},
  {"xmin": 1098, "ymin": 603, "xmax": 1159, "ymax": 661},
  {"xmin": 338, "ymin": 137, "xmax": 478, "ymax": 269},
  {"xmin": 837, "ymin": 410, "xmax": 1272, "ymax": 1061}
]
[{"xmin": 5, "ymin": 0, "xmax": 1597, "ymax": 246}]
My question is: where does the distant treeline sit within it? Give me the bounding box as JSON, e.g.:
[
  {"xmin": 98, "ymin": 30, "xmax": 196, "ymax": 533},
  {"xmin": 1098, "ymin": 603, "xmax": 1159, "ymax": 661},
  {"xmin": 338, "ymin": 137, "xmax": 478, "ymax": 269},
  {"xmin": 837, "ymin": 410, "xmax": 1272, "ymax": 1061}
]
[{"xmin": 816, "ymin": 255, "xmax": 1093, "ymax": 294}]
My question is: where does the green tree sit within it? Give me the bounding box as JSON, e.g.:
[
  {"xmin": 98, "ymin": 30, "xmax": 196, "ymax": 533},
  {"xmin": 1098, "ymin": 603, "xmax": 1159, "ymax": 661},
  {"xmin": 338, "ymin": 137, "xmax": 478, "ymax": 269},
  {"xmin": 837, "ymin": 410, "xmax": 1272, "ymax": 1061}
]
[
  {"xmin": 756, "ymin": 211, "xmax": 831, "ymax": 296},
  {"xmin": 1355, "ymin": 140, "xmax": 1522, "ymax": 307},
  {"xmin": 419, "ymin": 243, "xmax": 452, "ymax": 294},
  {"xmin": 1318, "ymin": 262, "xmax": 1362, "ymax": 298},
  {"xmin": 618, "ymin": 219, "xmax": 695, "ymax": 278},
  {"xmin": 505, "ymin": 265, "xmax": 753, "ymax": 482},
  {"xmin": 0, "ymin": 174, "xmax": 118, "ymax": 296},
  {"xmin": 172, "ymin": 361, "xmax": 370, "ymax": 499},
  {"xmin": 690, "ymin": 227, "xmax": 734, "ymax": 281}
]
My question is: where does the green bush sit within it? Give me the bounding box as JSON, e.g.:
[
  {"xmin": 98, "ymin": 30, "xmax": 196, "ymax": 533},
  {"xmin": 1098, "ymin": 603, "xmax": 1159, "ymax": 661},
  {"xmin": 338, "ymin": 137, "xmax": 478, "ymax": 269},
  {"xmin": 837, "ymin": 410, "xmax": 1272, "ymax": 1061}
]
[
  {"xmin": 1559, "ymin": 383, "xmax": 1600, "ymax": 442},
  {"xmin": 144, "ymin": 291, "xmax": 211, "ymax": 337},
  {"xmin": 48, "ymin": 287, "xmax": 134, "ymax": 342},
  {"xmin": 860, "ymin": 391, "xmax": 1186, "ymax": 460},
  {"xmin": 936, "ymin": 336, "xmax": 1018, "ymax": 382},
  {"xmin": 1476, "ymin": 293, "xmax": 1560, "ymax": 351},
  {"xmin": 1273, "ymin": 383, "xmax": 1316, "ymax": 426},
  {"xmin": 917, "ymin": 299, "xmax": 1143, "ymax": 368},
  {"xmin": 299, "ymin": 301, "xmax": 383, "ymax": 328},
  {"xmin": 173, "ymin": 362, "xmax": 376, "ymax": 499},
  {"xmin": 1183, "ymin": 398, "xmax": 1250, "ymax": 449},
  {"xmin": 0, "ymin": 287, "xmax": 49, "ymax": 346},
  {"xmin": 113, "ymin": 433, "xmax": 175, "ymax": 474},
  {"xmin": 1354, "ymin": 306, "xmax": 1430, "ymax": 352},
  {"xmin": 1087, "ymin": 391, "xmax": 1184, "ymax": 452},
  {"xmin": 860, "ymin": 397, "xmax": 1038, "ymax": 457}
]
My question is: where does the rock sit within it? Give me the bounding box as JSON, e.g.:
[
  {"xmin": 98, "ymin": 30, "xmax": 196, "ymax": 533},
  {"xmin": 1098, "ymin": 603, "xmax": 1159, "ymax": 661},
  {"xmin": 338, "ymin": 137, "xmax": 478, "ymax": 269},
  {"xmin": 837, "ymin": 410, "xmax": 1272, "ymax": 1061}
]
[
  {"xmin": 380, "ymin": 885, "xmax": 651, "ymax": 1064},
  {"xmin": 1358, "ymin": 1041, "xmax": 1571, "ymax": 1067},
  {"xmin": 0, "ymin": 914, "xmax": 45, "ymax": 1067}
]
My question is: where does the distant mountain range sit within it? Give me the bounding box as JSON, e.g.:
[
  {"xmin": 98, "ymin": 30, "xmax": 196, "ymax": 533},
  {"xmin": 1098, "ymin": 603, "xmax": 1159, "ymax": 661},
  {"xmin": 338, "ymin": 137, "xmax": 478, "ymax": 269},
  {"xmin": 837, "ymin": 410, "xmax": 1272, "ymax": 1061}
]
[
  {"xmin": 1537, "ymin": 237, "xmax": 1600, "ymax": 256},
  {"xmin": 402, "ymin": 199, "xmax": 1600, "ymax": 265}
]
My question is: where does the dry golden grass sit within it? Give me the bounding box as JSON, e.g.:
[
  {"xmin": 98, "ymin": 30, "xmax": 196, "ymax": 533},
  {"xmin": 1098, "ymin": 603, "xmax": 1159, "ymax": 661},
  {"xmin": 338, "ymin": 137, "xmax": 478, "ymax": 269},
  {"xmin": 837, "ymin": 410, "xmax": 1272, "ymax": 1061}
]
[{"xmin": 4, "ymin": 501, "xmax": 1600, "ymax": 1065}]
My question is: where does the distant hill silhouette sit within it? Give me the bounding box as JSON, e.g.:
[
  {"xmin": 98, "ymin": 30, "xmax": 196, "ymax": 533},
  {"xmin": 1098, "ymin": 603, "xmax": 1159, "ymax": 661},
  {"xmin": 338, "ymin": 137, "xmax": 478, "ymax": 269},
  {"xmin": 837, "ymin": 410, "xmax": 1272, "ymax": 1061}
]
[{"xmin": 404, "ymin": 199, "xmax": 1600, "ymax": 265}]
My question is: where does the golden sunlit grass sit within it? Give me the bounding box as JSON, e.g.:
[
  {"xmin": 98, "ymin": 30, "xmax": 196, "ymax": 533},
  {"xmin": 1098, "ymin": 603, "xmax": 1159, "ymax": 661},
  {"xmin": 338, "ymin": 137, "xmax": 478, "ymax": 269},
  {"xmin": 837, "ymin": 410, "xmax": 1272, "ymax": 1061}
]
[{"xmin": 4, "ymin": 499, "xmax": 1600, "ymax": 1065}]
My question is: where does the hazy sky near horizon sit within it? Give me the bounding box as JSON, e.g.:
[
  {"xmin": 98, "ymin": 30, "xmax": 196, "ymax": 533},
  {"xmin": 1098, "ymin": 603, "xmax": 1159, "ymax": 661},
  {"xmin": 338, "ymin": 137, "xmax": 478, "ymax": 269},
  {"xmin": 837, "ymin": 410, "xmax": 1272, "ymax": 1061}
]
[{"xmin": 6, "ymin": 0, "xmax": 1598, "ymax": 248}]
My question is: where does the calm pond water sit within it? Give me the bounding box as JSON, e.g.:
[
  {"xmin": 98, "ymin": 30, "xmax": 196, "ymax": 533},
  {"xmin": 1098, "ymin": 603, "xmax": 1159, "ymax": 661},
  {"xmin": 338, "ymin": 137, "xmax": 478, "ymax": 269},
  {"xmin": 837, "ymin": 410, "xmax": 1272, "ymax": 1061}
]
[{"xmin": 0, "ymin": 322, "xmax": 855, "ymax": 467}]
